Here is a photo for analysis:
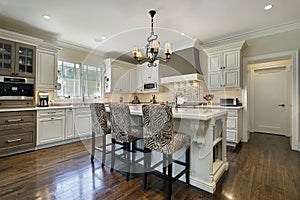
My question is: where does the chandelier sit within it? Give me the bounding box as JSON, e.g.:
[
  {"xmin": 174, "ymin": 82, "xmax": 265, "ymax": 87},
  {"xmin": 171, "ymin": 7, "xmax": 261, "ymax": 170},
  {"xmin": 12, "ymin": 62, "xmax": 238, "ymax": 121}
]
[{"xmin": 132, "ymin": 10, "xmax": 172, "ymax": 67}]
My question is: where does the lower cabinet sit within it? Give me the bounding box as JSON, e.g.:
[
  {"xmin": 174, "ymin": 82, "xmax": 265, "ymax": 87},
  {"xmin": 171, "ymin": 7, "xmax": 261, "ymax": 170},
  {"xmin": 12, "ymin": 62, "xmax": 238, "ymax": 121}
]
[
  {"xmin": 225, "ymin": 109, "xmax": 242, "ymax": 147},
  {"xmin": 74, "ymin": 107, "xmax": 92, "ymax": 137},
  {"xmin": 65, "ymin": 108, "xmax": 74, "ymax": 139},
  {"xmin": 37, "ymin": 109, "xmax": 65, "ymax": 145},
  {"xmin": 0, "ymin": 111, "xmax": 36, "ymax": 154}
]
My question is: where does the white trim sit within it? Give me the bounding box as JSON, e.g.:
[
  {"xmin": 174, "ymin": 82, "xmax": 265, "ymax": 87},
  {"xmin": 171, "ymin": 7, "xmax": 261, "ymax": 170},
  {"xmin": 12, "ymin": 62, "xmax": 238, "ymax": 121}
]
[
  {"xmin": 242, "ymin": 50, "xmax": 299, "ymax": 151},
  {"xmin": 203, "ymin": 21, "xmax": 300, "ymax": 47},
  {"xmin": 0, "ymin": 28, "xmax": 43, "ymax": 46}
]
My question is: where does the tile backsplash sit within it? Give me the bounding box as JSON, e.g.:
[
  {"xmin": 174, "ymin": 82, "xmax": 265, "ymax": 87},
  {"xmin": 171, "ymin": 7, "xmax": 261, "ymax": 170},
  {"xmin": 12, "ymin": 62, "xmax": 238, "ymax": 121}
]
[{"xmin": 105, "ymin": 82, "xmax": 243, "ymax": 105}]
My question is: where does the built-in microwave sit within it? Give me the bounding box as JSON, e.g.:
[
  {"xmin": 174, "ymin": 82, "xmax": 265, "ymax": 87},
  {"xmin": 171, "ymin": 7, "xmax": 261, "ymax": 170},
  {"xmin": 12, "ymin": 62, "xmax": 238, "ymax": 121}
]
[
  {"xmin": 143, "ymin": 82, "xmax": 158, "ymax": 92},
  {"xmin": 220, "ymin": 98, "xmax": 241, "ymax": 106},
  {"xmin": 0, "ymin": 76, "xmax": 34, "ymax": 100}
]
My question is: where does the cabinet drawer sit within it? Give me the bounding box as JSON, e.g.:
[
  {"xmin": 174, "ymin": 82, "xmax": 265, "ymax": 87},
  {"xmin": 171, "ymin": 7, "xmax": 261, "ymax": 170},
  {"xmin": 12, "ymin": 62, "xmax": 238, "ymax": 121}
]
[
  {"xmin": 227, "ymin": 130, "xmax": 237, "ymax": 141},
  {"xmin": 75, "ymin": 107, "xmax": 91, "ymax": 114},
  {"xmin": 0, "ymin": 100, "xmax": 34, "ymax": 108},
  {"xmin": 0, "ymin": 111, "xmax": 36, "ymax": 131},
  {"xmin": 0, "ymin": 127, "xmax": 35, "ymax": 153},
  {"xmin": 227, "ymin": 117, "xmax": 238, "ymax": 129},
  {"xmin": 227, "ymin": 110, "xmax": 238, "ymax": 117},
  {"xmin": 38, "ymin": 109, "xmax": 65, "ymax": 117}
]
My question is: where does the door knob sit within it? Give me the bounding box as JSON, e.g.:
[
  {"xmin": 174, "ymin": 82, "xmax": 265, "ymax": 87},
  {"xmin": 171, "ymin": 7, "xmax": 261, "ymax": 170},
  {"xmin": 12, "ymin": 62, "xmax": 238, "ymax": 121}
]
[{"xmin": 278, "ymin": 104, "xmax": 285, "ymax": 107}]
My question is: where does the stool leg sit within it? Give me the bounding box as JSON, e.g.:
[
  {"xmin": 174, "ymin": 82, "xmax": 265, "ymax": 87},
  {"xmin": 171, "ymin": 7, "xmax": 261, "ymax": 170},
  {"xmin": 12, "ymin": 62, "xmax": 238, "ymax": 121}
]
[
  {"xmin": 166, "ymin": 154, "xmax": 173, "ymax": 200},
  {"xmin": 142, "ymin": 148, "xmax": 151, "ymax": 190},
  {"xmin": 163, "ymin": 154, "xmax": 167, "ymax": 175},
  {"xmin": 91, "ymin": 131, "xmax": 95, "ymax": 162},
  {"xmin": 102, "ymin": 134, "xmax": 106, "ymax": 167},
  {"xmin": 186, "ymin": 146, "xmax": 190, "ymax": 186},
  {"xmin": 125, "ymin": 142, "xmax": 130, "ymax": 181},
  {"xmin": 110, "ymin": 138, "xmax": 116, "ymax": 172}
]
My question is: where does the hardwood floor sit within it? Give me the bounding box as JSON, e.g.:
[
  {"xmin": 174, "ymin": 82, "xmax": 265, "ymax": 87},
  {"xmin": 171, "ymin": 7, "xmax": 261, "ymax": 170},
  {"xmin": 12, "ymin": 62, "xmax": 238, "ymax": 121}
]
[{"xmin": 0, "ymin": 132, "xmax": 299, "ymax": 200}]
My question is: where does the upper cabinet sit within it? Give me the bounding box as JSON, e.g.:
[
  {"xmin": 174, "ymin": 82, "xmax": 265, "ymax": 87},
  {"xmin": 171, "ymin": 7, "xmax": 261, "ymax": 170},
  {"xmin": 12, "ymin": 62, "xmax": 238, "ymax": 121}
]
[
  {"xmin": 0, "ymin": 39, "xmax": 36, "ymax": 77},
  {"xmin": 36, "ymin": 43, "xmax": 60, "ymax": 89},
  {"xmin": 204, "ymin": 41, "xmax": 247, "ymax": 90},
  {"xmin": 104, "ymin": 58, "xmax": 136, "ymax": 93},
  {"xmin": 142, "ymin": 60, "xmax": 159, "ymax": 84}
]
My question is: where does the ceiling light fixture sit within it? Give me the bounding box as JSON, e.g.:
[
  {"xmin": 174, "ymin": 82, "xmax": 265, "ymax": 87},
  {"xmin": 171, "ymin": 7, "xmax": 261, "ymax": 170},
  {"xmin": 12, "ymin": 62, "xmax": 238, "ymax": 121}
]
[
  {"xmin": 42, "ymin": 14, "xmax": 51, "ymax": 19},
  {"xmin": 132, "ymin": 10, "xmax": 172, "ymax": 67},
  {"xmin": 264, "ymin": 4, "xmax": 273, "ymax": 10}
]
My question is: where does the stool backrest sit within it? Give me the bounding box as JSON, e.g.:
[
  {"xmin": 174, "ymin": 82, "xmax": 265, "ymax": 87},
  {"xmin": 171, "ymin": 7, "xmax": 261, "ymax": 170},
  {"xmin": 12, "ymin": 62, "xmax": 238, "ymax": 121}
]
[
  {"xmin": 110, "ymin": 104, "xmax": 132, "ymax": 142},
  {"xmin": 90, "ymin": 103, "xmax": 109, "ymax": 135},
  {"xmin": 142, "ymin": 104, "xmax": 174, "ymax": 151}
]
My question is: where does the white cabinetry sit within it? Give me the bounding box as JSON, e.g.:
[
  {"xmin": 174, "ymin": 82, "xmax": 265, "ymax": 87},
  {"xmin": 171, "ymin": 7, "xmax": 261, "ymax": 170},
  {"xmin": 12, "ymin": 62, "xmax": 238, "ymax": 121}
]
[
  {"xmin": 104, "ymin": 58, "xmax": 136, "ymax": 93},
  {"xmin": 142, "ymin": 60, "xmax": 159, "ymax": 83},
  {"xmin": 65, "ymin": 108, "xmax": 74, "ymax": 139},
  {"xmin": 36, "ymin": 43, "xmax": 60, "ymax": 89},
  {"xmin": 37, "ymin": 109, "xmax": 65, "ymax": 145},
  {"xmin": 205, "ymin": 41, "xmax": 247, "ymax": 90},
  {"xmin": 226, "ymin": 109, "xmax": 242, "ymax": 147},
  {"xmin": 74, "ymin": 107, "xmax": 92, "ymax": 137}
]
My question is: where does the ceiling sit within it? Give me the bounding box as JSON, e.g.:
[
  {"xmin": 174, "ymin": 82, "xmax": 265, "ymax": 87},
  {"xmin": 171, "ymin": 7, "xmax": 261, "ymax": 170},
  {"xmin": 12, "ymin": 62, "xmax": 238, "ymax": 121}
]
[{"xmin": 0, "ymin": 0, "xmax": 300, "ymax": 54}]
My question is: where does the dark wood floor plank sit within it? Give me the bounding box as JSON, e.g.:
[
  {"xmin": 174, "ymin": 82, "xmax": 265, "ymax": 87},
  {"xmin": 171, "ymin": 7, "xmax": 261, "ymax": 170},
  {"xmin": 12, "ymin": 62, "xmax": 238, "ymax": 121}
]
[{"xmin": 1, "ymin": 133, "xmax": 300, "ymax": 200}]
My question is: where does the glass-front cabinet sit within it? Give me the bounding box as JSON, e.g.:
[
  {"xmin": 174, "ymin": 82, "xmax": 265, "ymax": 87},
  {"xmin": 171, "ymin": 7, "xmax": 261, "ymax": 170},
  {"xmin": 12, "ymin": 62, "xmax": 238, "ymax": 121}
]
[
  {"xmin": 0, "ymin": 39, "xmax": 36, "ymax": 77},
  {"xmin": 0, "ymin": 39, "xmax": 15, "ymax": 76}
]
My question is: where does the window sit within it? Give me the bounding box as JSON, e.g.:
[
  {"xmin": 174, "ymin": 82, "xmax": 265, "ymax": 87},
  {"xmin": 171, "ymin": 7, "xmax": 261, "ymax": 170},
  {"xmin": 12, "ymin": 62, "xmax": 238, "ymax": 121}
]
[
  {"xmin": 57, "ymin": 60, "xmax": 81, "ymax": 98},
  {"xmin": 83, "ymin": 65, "xmax": 103, "ymax": 99}
]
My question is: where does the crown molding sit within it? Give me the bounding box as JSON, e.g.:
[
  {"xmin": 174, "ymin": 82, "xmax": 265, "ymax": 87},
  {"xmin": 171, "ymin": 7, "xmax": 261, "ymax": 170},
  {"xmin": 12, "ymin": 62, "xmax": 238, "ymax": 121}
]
[
  {"xmin": 203, "ymin": 40, "xmax": 247, "ymax": 54},
  {"xmin": 202, "ymin": 20, "xmax": 300, "ymax": 47},
  {"xmin": 0, "ymin": 28, "xmax": 43, "ymax": 46},
  {"xmin": 37, "ymin": 41, "xmax": 62, "ymax": 52}
]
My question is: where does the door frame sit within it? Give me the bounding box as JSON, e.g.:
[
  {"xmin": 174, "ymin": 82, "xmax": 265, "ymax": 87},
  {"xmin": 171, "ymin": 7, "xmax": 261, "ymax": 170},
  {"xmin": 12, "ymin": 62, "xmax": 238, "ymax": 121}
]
[
  {"xmin": 242, "ymin": 50, "xmax": 299, "ymax": 151},
  {"xmin": 250, "ymin": 64, "xmax": 290, "ymax": 136}
]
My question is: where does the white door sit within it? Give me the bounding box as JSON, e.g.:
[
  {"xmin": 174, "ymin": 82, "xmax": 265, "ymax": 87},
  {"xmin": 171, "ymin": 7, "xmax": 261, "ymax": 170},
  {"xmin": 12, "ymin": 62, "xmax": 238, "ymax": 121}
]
[{"xmin": 253, "ymin": 65, "xmax": 288, "ymax": 135}]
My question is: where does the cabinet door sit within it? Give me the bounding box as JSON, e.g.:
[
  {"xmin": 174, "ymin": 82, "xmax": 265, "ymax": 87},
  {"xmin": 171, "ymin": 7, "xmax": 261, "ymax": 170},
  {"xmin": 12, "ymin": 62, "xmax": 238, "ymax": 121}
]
[
  {"xmin": 227, "ymin": 130, "xmax": 237, "ymax": 142},
  {"xmin": 37, "ymin": 116, "xmax": 65, "ymax": 145},
  {"xmin": 143, "ymin": 61, "xmax": 159, "ymax": 83},
  {"xmin": 65, "ymin": 109, "xmax": 74, "ymax": 139},
  {"xmin": 130, "ymin": 67, "xmax": 137, "ymax": 92},
  {"xmin": 136, "ymin": 66, "xmax": 144, "ymax": 92},
  {"xmin": 36, "ymin": 50, "xmax": 57, "ymax": 89},
  {"xmin": 224, "ymin": 69, "xmax": 239, "ymax": 88},
  {"xmin": 75, "ymin": 108, "xmax": 92, "ymax": 137},
  {"xmin": 223, "ymin": 50, "xmax": 239, "ymax": 70},
  {"xmin": 15, "ymin": 43, "xmax": 36, "ymax": 77},
  {"xmin": 111, "ymin": 65, "xmax": 130, "ymax": 92},
  {"xmin": 208, "ymin": 71, "xmax": 223, "ymax": 89},
  {"xmin": 208, "ymin": 53, "xmax": 222, "ymax": 72},
  {"xmin": 0, "ymin": 39, "xmax": 15, "ymax": 76}
]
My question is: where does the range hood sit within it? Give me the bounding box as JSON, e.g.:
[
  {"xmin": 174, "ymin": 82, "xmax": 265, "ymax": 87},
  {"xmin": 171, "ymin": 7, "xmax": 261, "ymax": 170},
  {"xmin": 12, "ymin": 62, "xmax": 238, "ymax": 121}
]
[{"xmin": 160, "ymin": 73, "xmax": 204, "ymax": 84}]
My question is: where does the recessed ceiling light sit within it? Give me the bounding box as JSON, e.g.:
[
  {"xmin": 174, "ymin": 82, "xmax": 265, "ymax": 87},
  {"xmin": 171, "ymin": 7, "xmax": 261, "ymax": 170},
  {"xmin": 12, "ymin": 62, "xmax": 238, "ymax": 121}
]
[
  {"xmin": 180, "ymin": 33, "xmax": 185, "ymax": 36},
  {"xmin": 264, "ymin": 4, "xmax": 273, "ymax": 10},
  {"xmin": 94, "ymin": 36, "xmax": 106, "ymax": 42},
  {"xmin": 42, "ymin": 14, "xmax": 51, "ymax": 19}
]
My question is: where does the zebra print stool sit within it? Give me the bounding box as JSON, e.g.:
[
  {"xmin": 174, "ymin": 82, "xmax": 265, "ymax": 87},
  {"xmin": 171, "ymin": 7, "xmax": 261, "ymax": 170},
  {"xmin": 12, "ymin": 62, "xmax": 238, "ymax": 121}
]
[
  {"xmin": 110, "ymin": 103, "xmax": 143, "ymax": 181},
  {"xmin": 90, "ymin": 103, "xmax": 111, "ymax": 167},
  {"xmin": 142, "ymin": 104, "xmax": 190, "ymax": 200}
]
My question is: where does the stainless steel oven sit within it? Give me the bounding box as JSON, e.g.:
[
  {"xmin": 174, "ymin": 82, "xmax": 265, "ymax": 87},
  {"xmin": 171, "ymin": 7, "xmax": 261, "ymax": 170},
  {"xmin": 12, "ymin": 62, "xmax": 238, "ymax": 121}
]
[{"xmin": 0, "ymin": 76, "xmax": 34, "ymax": 100}]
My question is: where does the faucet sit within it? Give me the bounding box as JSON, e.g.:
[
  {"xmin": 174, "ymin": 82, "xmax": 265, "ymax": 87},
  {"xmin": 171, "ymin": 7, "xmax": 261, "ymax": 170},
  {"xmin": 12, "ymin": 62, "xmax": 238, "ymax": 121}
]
[{"xmin": 174, "ymin": 95, "xmax": 178, "ymax": 108}]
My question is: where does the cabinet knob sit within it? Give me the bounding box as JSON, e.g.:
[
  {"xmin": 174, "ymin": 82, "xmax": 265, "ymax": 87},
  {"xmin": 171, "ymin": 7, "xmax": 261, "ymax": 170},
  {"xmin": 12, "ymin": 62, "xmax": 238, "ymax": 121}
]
[{"xmin": 15, "ymin": 73, "xmax": 18, "ymax": 75}]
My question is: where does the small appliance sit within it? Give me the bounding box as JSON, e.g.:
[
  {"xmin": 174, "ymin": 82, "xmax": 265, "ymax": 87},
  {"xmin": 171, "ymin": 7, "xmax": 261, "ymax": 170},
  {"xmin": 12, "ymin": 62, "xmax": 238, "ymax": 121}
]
[
  {"xmin": 0, "ymin": 75, "xmax": 34, "ymax": 100},
  {"xmin": 220, "ymin": 98, "xmax": 241, "ymax": 106},
  {"xmin": 38, "ymin": 92, "xmax": 49, "ymax": 107},
  {"xmin": 143, "ymin": 82, "xmax": 158, "ymax": 92}
]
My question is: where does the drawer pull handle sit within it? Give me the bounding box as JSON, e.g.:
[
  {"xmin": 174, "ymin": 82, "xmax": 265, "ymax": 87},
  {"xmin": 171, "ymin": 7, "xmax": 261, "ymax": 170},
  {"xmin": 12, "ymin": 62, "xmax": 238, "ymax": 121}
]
[
  {"xmin": 6, "ymin": 119, "xmax": 23, "ymax": 123},
  {"xmin": 7, "ymin": 138, "xmax": 23, "ymax": 143}
]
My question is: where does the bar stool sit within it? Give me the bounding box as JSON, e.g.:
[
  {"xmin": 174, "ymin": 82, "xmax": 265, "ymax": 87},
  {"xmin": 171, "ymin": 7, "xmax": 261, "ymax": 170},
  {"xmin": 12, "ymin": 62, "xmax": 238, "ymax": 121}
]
[
  {"xmin": 110, "ymin": 103, "xmax": 143, "ymax": 181},
  {"xmin": 90, "ymin": 103, "xmax": 111, "ymax": 167},
  {"xmin": 142, "ymin": 104, "xmax": 190, "ymax": 200}
]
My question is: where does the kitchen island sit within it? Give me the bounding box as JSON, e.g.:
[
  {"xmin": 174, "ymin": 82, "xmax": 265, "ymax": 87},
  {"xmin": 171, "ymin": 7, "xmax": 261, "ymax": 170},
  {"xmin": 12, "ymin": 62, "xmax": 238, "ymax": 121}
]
[{"xmin": 128, "ymin": 106, "xmax": 228, "ymax": 193}]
